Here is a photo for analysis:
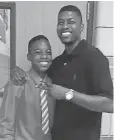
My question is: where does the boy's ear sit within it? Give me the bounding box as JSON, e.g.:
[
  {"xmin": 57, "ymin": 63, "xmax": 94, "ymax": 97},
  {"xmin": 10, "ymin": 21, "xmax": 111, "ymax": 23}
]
[{"xmin": 27, "ymin": 53, "xmax": 31, "ymax": 61}]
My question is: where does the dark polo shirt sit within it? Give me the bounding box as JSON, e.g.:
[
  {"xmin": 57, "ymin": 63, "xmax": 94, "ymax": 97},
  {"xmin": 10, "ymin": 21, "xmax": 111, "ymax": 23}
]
[{"xmin": 48, "ymin": 39, "xmax": 113, "ymax": 140}]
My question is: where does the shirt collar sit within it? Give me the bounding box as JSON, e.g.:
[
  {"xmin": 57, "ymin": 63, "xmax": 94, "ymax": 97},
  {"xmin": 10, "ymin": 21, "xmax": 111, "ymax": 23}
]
[{"xmin": 62, "ymin": 39, "xmax": 88, "ymax": 57}]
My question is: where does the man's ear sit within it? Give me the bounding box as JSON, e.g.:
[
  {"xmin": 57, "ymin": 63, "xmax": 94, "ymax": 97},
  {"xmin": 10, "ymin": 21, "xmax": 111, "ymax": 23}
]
[
  {"xmin": 27, "ymin": 53, "xmax": 31, "ymax": 61},
  {"xmin": 81, "ymin": 23, "xmax": 84, "ymax": 32}
]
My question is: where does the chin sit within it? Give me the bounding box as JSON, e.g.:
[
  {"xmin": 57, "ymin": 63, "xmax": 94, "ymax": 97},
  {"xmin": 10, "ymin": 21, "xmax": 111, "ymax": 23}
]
[
  {"xmin": 62, "ymin": 40, "xmax": 73, "ymax": 45},
  {"xmin": 60, "ymin": 37, "xmax": 71, "ymax": 44},
  {"xmin": 40, "ymin": 67, "xmax": 49, "ymax": 72}
]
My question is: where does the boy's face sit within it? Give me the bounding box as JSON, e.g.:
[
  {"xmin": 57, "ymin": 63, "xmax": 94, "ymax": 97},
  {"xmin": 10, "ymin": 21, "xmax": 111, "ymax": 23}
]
[{"xmin": 27, "ymin": 39, "xmax": 52, "ymax": 72}]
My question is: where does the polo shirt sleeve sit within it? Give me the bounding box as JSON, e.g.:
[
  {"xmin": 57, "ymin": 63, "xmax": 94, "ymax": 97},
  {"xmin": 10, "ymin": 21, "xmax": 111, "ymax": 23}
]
[{"xmin": 88, "ymin": 49, "xmax": 113, "ymax": 99}]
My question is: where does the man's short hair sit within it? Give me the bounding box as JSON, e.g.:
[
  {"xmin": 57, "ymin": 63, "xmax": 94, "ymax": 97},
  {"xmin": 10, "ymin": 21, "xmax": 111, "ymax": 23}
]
[
  {"xmin": 28, "ymin": 35, "xmax": 49, "ymax": 53},
  {"xmin": 58, "ymin": 5, "xmax": 82, "ymax": 23}
]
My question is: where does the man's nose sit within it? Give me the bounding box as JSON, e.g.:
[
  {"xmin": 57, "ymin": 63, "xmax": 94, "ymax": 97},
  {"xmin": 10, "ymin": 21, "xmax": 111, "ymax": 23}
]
[{"xmin": 63, "ymin": 22, "xmax": 69, "ymax": 29}]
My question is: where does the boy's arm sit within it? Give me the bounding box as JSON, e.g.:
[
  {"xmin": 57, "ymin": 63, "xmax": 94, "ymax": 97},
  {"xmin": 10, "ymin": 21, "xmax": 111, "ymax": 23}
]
[{"xmin": 0, "ymin": 82, "xmax": 20, "ymax": 140}]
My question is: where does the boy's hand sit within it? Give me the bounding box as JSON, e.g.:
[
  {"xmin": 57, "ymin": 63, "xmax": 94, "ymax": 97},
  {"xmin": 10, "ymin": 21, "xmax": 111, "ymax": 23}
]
[{"xmin": 11, "ymin": 66, "xmax": 27, "ymax": 86}]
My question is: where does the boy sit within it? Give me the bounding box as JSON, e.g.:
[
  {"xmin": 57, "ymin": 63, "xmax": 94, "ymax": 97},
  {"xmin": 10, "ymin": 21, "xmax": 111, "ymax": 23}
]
[{"xmin": 0, "ymin": 35, "xmax": 54, "ymax": 140}]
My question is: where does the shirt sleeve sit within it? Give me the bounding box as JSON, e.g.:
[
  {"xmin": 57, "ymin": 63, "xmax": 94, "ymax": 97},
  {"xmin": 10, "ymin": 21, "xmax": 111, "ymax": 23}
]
[
  {"xmin": 89, "ymin": 49, "xmax": 113, "ymax": 99},
  {"xmin": 0, "ymin": 81, "xmax": 22, "ymax": 140}
]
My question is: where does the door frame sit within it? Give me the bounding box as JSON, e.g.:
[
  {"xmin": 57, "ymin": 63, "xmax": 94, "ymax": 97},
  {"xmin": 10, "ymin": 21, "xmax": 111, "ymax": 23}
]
[
  {"xmin": 86, "ymin": 1, "xmax": 95, "ymax": 46},
  {"xmin": 0, "ymin": 2, "xmax": 16, "ymax": 75}
]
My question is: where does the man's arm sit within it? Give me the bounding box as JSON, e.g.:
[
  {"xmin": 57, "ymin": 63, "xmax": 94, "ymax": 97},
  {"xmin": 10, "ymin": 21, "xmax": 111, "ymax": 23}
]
[
  {"xmin": 72, "ymin": 52, "xmax": 113, "ymax": 113},
  {"xmin": 49, "ymin": 84, "xmax": 113, "ymax": 113},
  {"xmin": 71, "ymin": 90, "xmax": 113, "ymax": 113},
  {"xmin": 49, "ymin": 52, "xmax": 113, "ymax": 113},
  {"xmin": 0, "ymin": 82, "xmax": 18, "ymax": 140}
]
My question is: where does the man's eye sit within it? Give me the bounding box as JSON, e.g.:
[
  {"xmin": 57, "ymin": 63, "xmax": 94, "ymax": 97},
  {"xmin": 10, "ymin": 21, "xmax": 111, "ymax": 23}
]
[{"xmin": 68, "ymin": 21, "xmax": 75, "ymax": 24}]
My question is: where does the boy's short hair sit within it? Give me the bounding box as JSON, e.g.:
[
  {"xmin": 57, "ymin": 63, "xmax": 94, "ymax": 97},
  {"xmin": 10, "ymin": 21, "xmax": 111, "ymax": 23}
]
[
  {"xmin": 28, "ymin": 35, "xmax": 49, "ymax": 53},
  {"xmin": 58, "ymin": 5, "xmax": 82, "ymax": 23}
]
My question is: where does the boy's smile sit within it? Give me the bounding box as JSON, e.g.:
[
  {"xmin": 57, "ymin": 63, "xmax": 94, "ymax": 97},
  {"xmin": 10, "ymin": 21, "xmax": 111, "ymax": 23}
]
[{"xmin": 27, "ymin": 39, "xmax": 52, "ymax": 72}]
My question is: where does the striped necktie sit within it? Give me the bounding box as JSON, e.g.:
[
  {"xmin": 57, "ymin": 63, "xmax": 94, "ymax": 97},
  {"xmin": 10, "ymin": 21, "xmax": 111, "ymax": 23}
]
[
  {"xmin": 40, "ymin": 88, "xmax": 49, "ymax": 134},
  {"xmin": 30, "ymin": 75, "xmax": 49, "ymax": 134}
]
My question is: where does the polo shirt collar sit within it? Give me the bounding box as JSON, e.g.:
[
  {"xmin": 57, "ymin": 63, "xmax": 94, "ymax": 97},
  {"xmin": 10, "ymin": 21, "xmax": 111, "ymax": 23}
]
[{"xmin": 62, "ymin": 39, "xmax": 88, "ymax": 57}]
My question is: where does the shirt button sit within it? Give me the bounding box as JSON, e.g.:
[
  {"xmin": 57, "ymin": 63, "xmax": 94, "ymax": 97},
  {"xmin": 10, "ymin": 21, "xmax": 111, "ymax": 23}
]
[
  {"xmin": 64, "ymin": 63, "xmax": 67, "ymax": 65},
  {"xmin": 35, "ymin": 84, "xmax": 38, "ymax": 88}
]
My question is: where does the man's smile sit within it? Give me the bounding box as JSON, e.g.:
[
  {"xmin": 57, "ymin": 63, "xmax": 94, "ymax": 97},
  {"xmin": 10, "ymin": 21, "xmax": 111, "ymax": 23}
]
[{"xmin": 39, "ymin": 61, "xmax": 49, "ymax": 66}]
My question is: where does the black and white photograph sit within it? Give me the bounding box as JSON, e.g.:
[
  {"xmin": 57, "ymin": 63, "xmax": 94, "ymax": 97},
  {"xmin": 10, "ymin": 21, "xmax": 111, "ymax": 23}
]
[{"xmin": 0, "ymin": 1, "xmax": 113, "ymax": 140}]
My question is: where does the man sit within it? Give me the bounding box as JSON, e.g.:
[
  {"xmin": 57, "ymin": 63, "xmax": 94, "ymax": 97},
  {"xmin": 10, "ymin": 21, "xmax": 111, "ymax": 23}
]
[{"xmin": 11, "ymin": 5, "xmax": 113, "ymax": 140}]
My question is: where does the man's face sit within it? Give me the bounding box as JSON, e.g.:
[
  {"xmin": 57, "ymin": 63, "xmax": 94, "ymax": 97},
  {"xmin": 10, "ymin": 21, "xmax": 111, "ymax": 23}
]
[
  {"xmin": 27, "ymin": 39, "xmax": 52, "ymax": 72},
  {"xmin": 57, "ymin": 11, "xmax": 83, "ymax": 44}
]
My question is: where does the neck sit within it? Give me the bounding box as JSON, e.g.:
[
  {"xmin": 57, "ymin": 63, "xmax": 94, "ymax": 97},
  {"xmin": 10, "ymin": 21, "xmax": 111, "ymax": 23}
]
[
  {"xmin": 29, "ymin": 67, "xmax": 46, "ymax": 80},
  {"xmin": 65, "ymin": 39, "xmax": 81, "ymax": 54}
]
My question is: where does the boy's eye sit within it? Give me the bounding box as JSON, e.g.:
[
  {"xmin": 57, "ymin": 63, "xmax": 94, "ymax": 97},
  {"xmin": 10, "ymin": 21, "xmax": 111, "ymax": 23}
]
[
  {"xmin": 47, "ymin": 51, "xmax": 51, "ymax": 55},
  {"xmin": 58, "ymin": 20, "xmax": 64, "ymax": 25},
  {"xmin": 35, "ymin": 50, "xmax": 41, "ymax": 54},
  {"xmin": 58, "ymin": 22, "xmax": 63, "ymax": 25}
]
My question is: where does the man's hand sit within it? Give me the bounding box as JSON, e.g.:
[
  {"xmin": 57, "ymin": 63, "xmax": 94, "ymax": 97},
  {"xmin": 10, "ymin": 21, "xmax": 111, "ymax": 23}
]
[
  {"xmin": 48, "ymin": 84, "xmax": 69, "ymax": 100},
  {"xmin": 11, "ymin": 66, "xmax": 27, "ymax": 86}
]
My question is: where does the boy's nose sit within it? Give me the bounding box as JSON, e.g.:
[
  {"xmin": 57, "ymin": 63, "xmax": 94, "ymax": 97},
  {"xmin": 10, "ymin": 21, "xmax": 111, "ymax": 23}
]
[{"xmin": 41, "ymin": 54, "xmax": 48, "ymax": 59}]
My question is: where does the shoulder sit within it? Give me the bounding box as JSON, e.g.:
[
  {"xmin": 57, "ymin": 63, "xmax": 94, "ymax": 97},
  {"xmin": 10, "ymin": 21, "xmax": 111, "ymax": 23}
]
[
  {"xmin": 47, "ymin": 54, "xmax": 63, "ymax": 77},
  {"xmin": 84, "ymin": 47, "xmax": 108, "ymax": 67},
  {"xmin": 5, "ymin": 81, "xmax": 24, "ymax": 91},
  {"xmin": 6, "ymin": 81, "xmax": 25, "ymax": 98},
  {"xmin": 52, "ymin": 53, "xmax": 64, "ymax": 69},
  {"xmin": 52, "ymin": 54, "xmax": 63, "ymax": 65}
]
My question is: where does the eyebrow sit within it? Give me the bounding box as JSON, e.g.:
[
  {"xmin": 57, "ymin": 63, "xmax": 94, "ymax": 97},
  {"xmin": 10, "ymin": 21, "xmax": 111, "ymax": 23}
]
[
  {"xmin": 58, "ymin": 18, "xmax": 75, "ymax": 21},
  {"xmin": 34, "ymin": 49, "xmax": 51, "ymax": 51},
  {"xmin": 68, "ymin": 18, "xmax": 75, "ymax": 20},
  {"xmin": 34, "ymin": 49, "xmax": 40, "ymax": 51}
]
